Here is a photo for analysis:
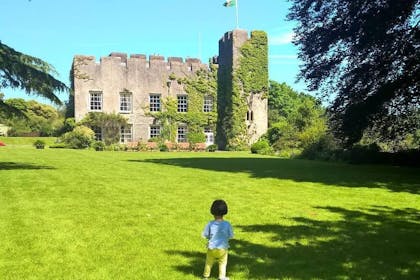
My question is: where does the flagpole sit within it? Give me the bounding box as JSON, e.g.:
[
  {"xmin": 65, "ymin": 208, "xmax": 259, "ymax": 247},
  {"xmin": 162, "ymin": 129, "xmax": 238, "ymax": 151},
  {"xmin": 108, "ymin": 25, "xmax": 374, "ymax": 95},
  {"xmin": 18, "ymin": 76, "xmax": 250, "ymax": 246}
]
[{"xmin": 235, "ymin": 0, "xmax": 239, "ymax": 29}]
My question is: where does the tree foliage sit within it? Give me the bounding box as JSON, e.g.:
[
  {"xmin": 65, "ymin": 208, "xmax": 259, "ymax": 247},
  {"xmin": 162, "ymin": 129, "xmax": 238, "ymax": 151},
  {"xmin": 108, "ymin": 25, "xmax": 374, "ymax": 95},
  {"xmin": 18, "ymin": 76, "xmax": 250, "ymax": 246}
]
[
  {"xmin": 61, "ymin": 125, "xmax": 95, "ymax": 149},
  {"xmin": 267, "ymin": 81, "xmax": 327, "ymax": 155},
  {"xmin": 80, "ymin": 112, "xmax": 128, "ymax": 145},
  {"xmin": 0, "ymin": 42, "xmax": 68, "ymax": 106},
  {"xmin": 288, "ymin": 0, "xmax": 420, "ymax": 146},
  {"xmin": 0, "ymin": 98, "xmax": 64, "ymax": 136}
]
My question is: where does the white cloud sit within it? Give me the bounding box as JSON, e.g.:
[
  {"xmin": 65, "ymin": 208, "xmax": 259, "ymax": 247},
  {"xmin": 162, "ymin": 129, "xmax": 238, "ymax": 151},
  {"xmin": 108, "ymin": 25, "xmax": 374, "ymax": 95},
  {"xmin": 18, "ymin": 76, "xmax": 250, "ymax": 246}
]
[{"xmin": 269, "ymin": 32, "xmax": 295, "ymax": 45}]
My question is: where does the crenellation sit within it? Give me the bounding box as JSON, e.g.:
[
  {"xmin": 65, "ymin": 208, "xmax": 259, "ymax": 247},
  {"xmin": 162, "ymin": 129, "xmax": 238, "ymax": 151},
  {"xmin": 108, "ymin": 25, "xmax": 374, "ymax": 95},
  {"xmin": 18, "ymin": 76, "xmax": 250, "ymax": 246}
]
[
  {"xmin": 168, "ymin": 57, "xmax": 183, "ymax": 63},
  {"xmin": 76, "ymin": 54, "xmax": 205, "ymax": 72},
  {"xmin": 148, "ymin": 55, "xmax": 165, "ymax": 69},
  {"xmin": 109, "ymin": 52, "xmax": 128, "ymax": 64},
  {"xmin": 74, "ymin": 55, "xmax": 95, "ymax": 62},
  {"xmin": 130, "ymin": 54, "xmax": 146, "ymax": 59}
]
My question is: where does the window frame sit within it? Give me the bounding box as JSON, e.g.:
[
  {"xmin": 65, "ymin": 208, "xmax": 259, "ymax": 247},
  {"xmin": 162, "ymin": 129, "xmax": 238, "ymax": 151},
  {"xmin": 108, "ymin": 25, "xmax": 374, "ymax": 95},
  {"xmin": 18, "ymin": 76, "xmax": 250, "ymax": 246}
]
[
  {"xmin": 177, "ymin": 95, "xmax": 188, "ymax": 112},
  {"xmin": 177, "ymin": 125, "xmax": 188, "ymax": 143},
  {"xmin": 204, "ymin": 127, "xmax": 214, "ymax": 145},
  {"xmin": 203, "ymin": 95, "xmax": 213, "ymax": 112},
  {"xmin": 89, "ymin": 91, "xmax": 103, "ymax": 111},
  {"xmin": 149, "ymin": 94, "xmax": 161, "ymax": 112},
  {"xmin": 93, "ymin": 126, "xmax": 103, "ymax": 141},
  {"xmin": 120, "ymin": 125, "xmax": 133, "ymax": 143},
  {"xmin": 149, "ymin": 125, "xmax": 161, "ymax": 139},
  {"xmin": 119, "ymin": 92, "xmax": 132, "ymax": 113}
]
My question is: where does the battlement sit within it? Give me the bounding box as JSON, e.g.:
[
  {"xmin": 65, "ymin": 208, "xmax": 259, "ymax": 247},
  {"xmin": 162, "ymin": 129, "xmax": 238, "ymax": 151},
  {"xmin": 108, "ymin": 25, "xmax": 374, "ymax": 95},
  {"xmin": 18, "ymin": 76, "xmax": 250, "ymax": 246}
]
[
  {"xmin": 219, "ymin": 29, "xmax": 249, "ymax": 43},
  {"xmin": 73, "ymin": 53, "xmax": 206, "ymax": 73}
]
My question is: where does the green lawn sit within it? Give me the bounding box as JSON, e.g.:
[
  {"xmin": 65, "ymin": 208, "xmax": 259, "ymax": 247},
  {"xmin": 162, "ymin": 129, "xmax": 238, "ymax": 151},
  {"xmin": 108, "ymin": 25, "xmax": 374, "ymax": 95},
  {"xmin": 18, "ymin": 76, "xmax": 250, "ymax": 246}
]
[
  {"xmin": 0, "ymin": 136, "xmax": 57, "ymax": 147},
  {"xmin": 0, "ymin": 146, "xmax": 419, "ymax": 280}
]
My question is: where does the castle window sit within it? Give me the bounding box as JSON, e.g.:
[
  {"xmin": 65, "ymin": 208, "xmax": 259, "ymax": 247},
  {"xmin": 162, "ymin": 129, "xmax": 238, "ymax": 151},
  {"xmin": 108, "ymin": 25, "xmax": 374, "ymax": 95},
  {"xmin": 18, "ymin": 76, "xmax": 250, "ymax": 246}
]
[
  {"xmin": 177, "ymin": 95, "xmax": 188, "ymax": 112},
  {"xmin": 89, "ymin": 91, "xmax": 102, "ymax": 111},
  {"xmin": 150, "ymin": 94, "xmax": 161, "ymax": 112},
  {"xmin": 119, "ymin": 92, "xmax": 132, "ymax": 113},
  {"xmin": 203, "ymin": 96, "xmax": 213, "ymax": 112},
  {"xmin": 204, "ymin": 127, "xmax": 214, "ymax": 146},
  {"xmin": 246, "ymin": 111, "xmax": 254, "ymax": 121},
  {"xmin": 120, "ymin": 125, "xmax": 132, "ymax": 143},
  {"xmin": 93, "ymin": 127, "xmax": 102, "ymax": 141},
  {"xmin": 177, "ymin": 125, "xmax": 187, "ymax": 142},
  {"xmin": 150, "ymin": 125, "xmax": 161, "ymax": 139}
]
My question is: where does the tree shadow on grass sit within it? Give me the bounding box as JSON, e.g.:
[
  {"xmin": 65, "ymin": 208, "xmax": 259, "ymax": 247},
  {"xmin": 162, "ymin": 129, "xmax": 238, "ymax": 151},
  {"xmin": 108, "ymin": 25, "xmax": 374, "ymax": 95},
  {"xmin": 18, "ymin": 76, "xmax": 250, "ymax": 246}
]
[
  {"xmin": 0, "ymin": 161, "xmax": 55, "ymax": 170},
  {"xmin": 132, "ymin": 157, "xmax": 420, "ymax": 194},
  {"xmin": 166, "ymin": 206, "xmax": 420, "ymax": 279}
]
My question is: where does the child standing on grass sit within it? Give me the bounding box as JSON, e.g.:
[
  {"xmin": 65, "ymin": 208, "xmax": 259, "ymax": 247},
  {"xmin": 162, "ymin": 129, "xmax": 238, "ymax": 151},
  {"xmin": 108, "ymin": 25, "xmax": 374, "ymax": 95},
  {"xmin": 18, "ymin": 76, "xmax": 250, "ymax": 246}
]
[{"xmin": 202, "ymin": 199, "xmax": 234, "ymax": 280}]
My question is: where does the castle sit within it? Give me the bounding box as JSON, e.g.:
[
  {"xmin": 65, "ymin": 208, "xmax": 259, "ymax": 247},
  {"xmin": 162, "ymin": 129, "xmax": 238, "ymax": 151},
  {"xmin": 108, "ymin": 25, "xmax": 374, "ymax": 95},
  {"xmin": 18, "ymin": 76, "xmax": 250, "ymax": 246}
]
[{"xmin": 72, "ymin": 29, "xmax": 268, "ymax": 149}]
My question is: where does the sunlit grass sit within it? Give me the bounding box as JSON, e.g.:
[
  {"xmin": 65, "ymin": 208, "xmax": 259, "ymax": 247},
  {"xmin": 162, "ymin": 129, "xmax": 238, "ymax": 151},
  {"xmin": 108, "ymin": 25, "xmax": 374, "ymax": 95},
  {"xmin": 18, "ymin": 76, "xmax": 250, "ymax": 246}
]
[
  {"xmin": 0, "ymin": 146, "xmax": 419, "ymax": 279},
  {"xmin": 0, "ymin": 136, "xmax": 57, "ymax": 146}
]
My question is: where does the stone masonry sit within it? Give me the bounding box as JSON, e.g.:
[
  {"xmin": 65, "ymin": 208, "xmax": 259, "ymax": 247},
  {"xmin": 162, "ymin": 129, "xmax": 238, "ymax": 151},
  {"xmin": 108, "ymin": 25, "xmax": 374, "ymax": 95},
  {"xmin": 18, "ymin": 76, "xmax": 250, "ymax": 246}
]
[{"xmin": 72, "ymin": 29, "xmax": 268, "ymax": 147}]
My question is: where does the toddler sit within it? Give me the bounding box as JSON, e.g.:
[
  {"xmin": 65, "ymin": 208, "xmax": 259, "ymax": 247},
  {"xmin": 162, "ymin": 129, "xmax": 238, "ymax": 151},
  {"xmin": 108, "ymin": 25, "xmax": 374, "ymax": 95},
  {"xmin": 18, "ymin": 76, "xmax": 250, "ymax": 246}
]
[{"xmin": 202, "ymin": 199, "xmax": 234, "ymax": 280}]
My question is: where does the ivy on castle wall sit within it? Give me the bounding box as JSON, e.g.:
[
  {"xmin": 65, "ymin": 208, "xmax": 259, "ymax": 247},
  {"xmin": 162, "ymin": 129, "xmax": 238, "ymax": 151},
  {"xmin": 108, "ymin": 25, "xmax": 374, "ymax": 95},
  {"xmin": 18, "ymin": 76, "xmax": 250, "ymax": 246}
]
[
  {"xmin": 218, "ymin": 30, "xmax": 268, "ymax": 150},
  {"xmin": 150, "ymin": 64, "xmax": 218, "ymax": 143},
  {"xmin": 237, "ymin": 31, "xmax": 269, "ymax": 97}
]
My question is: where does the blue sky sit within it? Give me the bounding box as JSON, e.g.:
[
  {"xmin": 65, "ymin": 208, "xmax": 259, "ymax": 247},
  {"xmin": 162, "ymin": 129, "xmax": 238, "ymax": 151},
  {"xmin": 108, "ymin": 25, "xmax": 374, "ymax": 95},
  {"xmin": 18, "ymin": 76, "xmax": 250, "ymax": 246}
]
[{"xmin": 1, "ymin": 0, "xmax": 304, "ymax": 105}]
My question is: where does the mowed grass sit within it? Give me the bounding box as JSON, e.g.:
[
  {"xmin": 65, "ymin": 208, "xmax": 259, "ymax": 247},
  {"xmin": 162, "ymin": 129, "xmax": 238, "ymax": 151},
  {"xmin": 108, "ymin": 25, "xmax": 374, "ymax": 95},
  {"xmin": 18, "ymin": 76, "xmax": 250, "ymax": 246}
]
[
  {"xmin": 0, "ymin": 136, "xmax": 57, "ymax": 147},
  {"xmin": 0, "ymin": 146, "xmax": 419, "ymax": 280}
]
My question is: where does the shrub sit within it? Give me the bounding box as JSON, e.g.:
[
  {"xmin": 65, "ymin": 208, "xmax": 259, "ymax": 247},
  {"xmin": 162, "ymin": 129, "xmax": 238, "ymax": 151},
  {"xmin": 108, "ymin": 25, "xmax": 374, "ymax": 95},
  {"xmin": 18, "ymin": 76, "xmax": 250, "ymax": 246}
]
[
  {"xmin": 61, "ymin": 125, "xmax": 94, "ymax": 149},
  {"xmin": 92, "ymin": 141, "xmax": 105, "ymax": 151},
  {"xmin": 147, "ymin": 142, "xmax": 159, "ymax": 151},
  {"xmin": 251, "ymin": 139, "xmax": 273, "ymax": 155},
  {"xmin": 136, "ymin": 142, "xmax": 148, "ymax": 151},
  {"xmin": 344, "ymin": 143, "xmax": 384, "ymax": 164},
  {"xmin": 300, "ymin": 134, "xmax": 340, "ymax": 161},
  {"xmin": 206, "ymin": 144, "xmax": 217, "ymax": 152},
  {"xmin": 159, "ymin": 143, "xmax": 169, "ymax": 152},
  {"xmin": 33, "ymin": 139, "xmax": 46, "ymax": 149},
  {"xmin": 105, "ymin": 143, "xmax": 125, "ymax": 151},
  {"xmin": 191, "ymin": 142, "xmax": 206, "ymax": 151}
]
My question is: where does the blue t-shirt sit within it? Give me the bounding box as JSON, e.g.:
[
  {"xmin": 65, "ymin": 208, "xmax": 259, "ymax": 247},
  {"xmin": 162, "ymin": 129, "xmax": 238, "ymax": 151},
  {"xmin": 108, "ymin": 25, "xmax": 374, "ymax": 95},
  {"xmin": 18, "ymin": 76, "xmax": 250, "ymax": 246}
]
[{"xmin": 202, "ymin": 220, "xmax": 234, "ymax": 249}]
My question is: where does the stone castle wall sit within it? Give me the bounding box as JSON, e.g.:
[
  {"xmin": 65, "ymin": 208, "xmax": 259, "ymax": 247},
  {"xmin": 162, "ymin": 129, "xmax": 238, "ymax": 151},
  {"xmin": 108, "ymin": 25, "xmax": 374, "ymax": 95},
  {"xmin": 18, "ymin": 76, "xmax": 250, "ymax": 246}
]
[{"xmin": 73, "ymin": 53, "xmax": 206, "ymax": 142}]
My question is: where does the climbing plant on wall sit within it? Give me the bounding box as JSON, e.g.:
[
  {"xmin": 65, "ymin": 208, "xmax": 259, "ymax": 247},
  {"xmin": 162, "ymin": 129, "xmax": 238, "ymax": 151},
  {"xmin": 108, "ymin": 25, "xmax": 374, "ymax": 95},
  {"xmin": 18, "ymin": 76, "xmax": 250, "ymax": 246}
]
[{"xmin": 149, "ymin": 64, "xmax": 218, "ymax": 145}]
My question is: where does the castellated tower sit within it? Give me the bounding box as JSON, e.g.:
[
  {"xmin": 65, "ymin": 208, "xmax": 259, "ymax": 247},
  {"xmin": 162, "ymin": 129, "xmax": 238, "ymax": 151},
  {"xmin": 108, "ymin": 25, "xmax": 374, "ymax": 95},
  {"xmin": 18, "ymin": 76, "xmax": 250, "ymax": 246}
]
[{"xmin": 216, "ymin": 29, "xmax": 269, "ymax": 150}]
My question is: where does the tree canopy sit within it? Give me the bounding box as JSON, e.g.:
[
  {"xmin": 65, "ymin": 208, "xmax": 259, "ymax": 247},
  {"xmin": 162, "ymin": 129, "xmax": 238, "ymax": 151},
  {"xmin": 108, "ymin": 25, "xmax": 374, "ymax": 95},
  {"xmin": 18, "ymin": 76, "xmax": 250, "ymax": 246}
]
[
  {"xmin": 0, "ymin": 42, "xmax": 68, "ymax": 110},
  {"xmin": 267, "ymin": 80, "xmax": 327, "ymax": 154},
  {"xmin": 288, "ymin": 0, "xmax": 419, "ymax": 146},
  {"xmin": 0, "ymin": 98, "xmax": 64, "ymax": 136}
]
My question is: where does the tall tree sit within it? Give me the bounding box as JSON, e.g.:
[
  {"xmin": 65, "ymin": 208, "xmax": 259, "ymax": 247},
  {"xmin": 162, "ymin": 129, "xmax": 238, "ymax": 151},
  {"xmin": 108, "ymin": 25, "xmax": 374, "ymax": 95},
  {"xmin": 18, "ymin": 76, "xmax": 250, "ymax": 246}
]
[
  {"xmin": 0, "ymin": 98, "xmax": 64, "ymax": 136},
  {"xmin": 267, "ymin": 80, "xmax": 327, "ymax": 152},
  {"xmin": 0, "ymin": 42, "xmax": 68, "ymax": 112},
  {"xmin": 288, "ymin": 0, "xmax": 419, "ymax": 146}
]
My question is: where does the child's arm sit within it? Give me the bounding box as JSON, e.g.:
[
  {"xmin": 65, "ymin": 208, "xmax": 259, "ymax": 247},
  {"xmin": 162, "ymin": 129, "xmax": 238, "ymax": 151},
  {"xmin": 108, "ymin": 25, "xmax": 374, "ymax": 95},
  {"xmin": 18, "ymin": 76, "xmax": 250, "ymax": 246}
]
[
  {"xmin": 202, "ymin": 222, "xmax": 211, "ymax": 239},
  {"xmin": 228, "ymin": 223, "xmax": 234, "ymax": 239}
]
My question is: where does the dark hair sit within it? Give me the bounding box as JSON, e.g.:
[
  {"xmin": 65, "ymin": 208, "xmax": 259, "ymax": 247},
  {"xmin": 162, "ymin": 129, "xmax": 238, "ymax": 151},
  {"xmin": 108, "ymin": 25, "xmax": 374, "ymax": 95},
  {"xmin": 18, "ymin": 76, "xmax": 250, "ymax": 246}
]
[{"xmin": 210, "ymin": 200, "xmax": 228, "ymax": 216}]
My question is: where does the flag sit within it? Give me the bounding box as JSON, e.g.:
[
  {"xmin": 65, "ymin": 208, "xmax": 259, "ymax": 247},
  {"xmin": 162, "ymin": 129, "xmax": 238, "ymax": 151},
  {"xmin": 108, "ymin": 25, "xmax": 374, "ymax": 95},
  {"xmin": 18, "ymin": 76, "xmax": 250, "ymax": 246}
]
[{"xmin": 223, "ymin": 0, "xmax": 236, "ymax": 7}]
